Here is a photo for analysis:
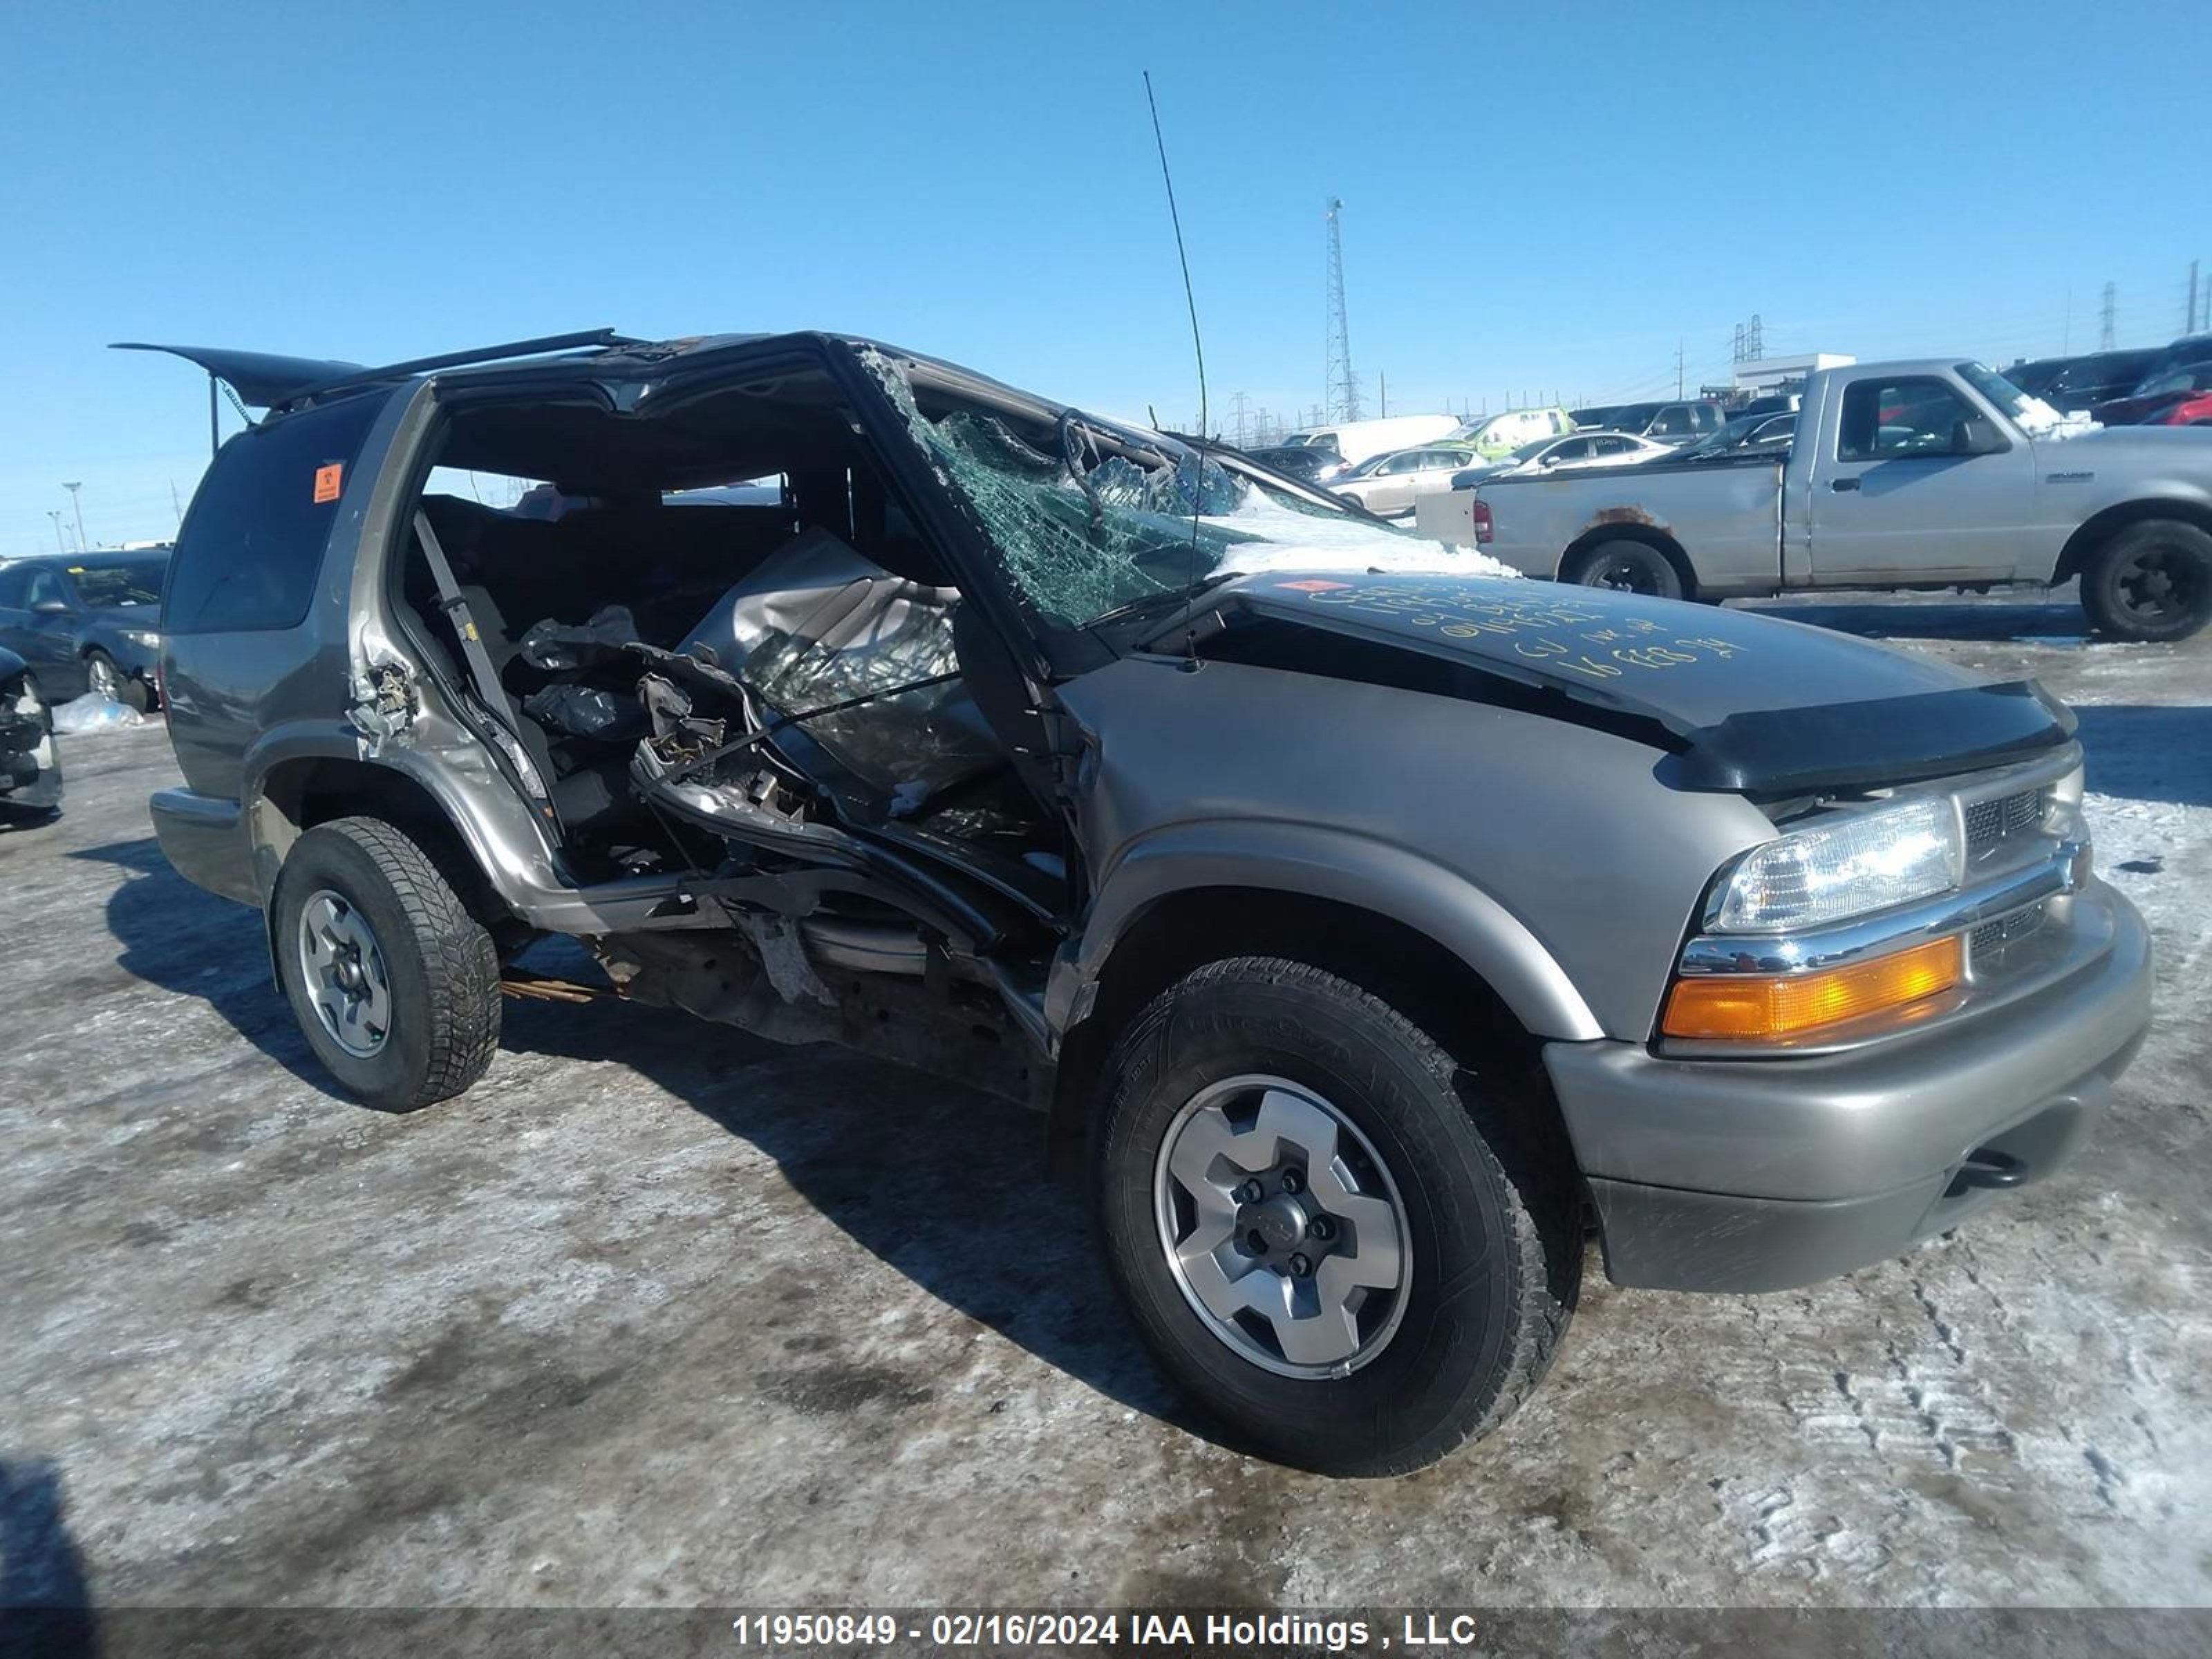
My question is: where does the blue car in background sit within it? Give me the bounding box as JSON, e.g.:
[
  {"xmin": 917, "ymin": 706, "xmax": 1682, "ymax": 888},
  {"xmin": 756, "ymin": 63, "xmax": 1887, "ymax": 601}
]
[{"xmin": 0, "ymin": 547, "xmax": 170, "ymax": 709}]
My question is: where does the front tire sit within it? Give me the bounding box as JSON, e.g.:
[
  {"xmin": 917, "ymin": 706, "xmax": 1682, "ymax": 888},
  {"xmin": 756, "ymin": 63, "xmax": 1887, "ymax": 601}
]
[
  {"xmin": 85, "ymin": 648, "xmax": 149, "ymax": 711},
  {"xmin": 1562, "ymin": 538, "xmax": 1686, "ymax": 600},
  {"xmin": 2079, "ymin": 520, "xmax": 2212, "ymax": 641},
  {"xmin": 1096, "ymin": 958, "xmax": 1581, "ymax": 1476},
  {"xmin": 272, "ymin": 816, "xmax": 500, "ymax": 1112}
]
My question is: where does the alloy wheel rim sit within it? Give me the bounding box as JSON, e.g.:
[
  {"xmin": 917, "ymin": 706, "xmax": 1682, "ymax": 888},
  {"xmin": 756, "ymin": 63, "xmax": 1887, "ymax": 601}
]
[
  {"xmin": 2114, "ymin": 547, "xmax": 2197, "ymax": 623},
  {"xmin": 88, "ymin": 656, "xmax": 118, "ymax": 698},
  {"xmin": 1152, "ymin": 1074, "xmax": 1411, "ymax": 1379},
  {"xmin": 296, "ymin": 888, "xmax": 391, "ymax": 1058},
  {"xmin": 1595, "ymin": 555, "xmax": 1661, "ymax": 593}
]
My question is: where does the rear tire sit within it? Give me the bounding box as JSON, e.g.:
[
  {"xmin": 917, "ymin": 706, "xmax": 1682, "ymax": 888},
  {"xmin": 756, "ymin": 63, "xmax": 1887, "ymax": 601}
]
[
  {"xmin": 2079, "ymin": 520, "xmax": 2212, "ymax": 642},
  {"xmin": 1562, "ymin": 538, "xmax": 1686, "ymax": 600},
  {"xmin": 272, "ymin": 816, "xmax": 500, "ymax": 1111},
  {"xmin": 1095, "ymin": 957, "xmax": 1581, "ymax": 1476}
]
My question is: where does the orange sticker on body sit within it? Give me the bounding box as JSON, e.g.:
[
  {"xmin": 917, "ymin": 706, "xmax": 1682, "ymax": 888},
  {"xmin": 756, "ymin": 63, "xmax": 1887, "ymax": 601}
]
[
  {"xmin": 1277, "ymin": 579, "xmax": 1352, "ymax": 592},
  {"xmin": 313, "ymin": 463, "xmax": 344, "ymax": 503}
]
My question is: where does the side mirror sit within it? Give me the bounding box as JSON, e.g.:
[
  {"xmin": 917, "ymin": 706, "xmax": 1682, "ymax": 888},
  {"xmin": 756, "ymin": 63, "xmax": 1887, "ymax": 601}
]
[
  {"xmin": 31, "ymin": 599, "xmax": 70, "ymax": 616},
  {"xmin": 1539, "ymin": 453, "xmax": 1562, "ymax": 468},
  {"xmin": 1956, "ymin": 418, "xmax": 2007, "ymax": 456}
]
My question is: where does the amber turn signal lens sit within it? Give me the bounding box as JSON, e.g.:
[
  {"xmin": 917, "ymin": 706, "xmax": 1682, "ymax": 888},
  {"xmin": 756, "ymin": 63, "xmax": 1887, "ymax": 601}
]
[{"xmin": 1662, "ymin": 935, "xmax": 1963, "ymax": 1041}]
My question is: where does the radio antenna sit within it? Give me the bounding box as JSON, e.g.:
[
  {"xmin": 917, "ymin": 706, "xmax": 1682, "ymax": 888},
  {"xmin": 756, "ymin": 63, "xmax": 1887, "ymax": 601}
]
[{"xmin": 1143, "ymin": 70, "xmax": 1208, "ymax": 669}]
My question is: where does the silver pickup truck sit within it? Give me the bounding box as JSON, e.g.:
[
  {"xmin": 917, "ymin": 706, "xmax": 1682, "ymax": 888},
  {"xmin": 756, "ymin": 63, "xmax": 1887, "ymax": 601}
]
[{"xmin": 1416, "ymin": 357, "xmax": 2212, "ymax": 641}]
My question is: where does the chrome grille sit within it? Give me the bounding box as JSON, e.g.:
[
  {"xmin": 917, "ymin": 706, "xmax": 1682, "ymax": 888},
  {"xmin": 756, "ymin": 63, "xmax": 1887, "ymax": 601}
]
[
  {"xmin": 1965, "ymin": 787, "xmax": 2046, "ymax": 854},
  {"xmin": 1971, "ymin": 901, "xmax": 2046, "ymax": 961}
]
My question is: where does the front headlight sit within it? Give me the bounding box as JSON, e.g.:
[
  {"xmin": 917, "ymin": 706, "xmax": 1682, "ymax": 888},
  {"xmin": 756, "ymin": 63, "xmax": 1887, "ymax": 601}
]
[
  {"xmin": 1712, "ymin": 797, "xmax": 1962, "ymax": 933},
  {"xmin": 123, "ymin": 629, "xmax": 162, "ymax": 648}
]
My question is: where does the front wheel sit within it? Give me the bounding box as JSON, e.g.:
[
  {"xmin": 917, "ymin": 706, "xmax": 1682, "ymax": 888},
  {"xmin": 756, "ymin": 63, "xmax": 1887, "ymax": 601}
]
[
  {"xmin": 1562, "ymin": 538, "xmax": 1685, "ymax": 600},
  {"xmin": 1095, "ymin": 957, "xmax": 1581, "ymax": 1476},
  {"xmin": 2079, "ymin": 520, "xmax": 2212, "ymax": 642},
  {"xmin": 272, "ymin": 816, "xmax": 501, "ymax": 1111},
  {"xmin": 85, "ymin": 648, "xmax": 150, "ymax": 711}
]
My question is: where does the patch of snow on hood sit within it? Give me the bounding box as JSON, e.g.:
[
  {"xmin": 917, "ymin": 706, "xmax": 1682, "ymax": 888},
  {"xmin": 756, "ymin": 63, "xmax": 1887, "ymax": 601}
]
[
  {"xmin": 2013, "ymin": 393, "xmax": 2102, "ymax": 440},
  {"xmin": 1203, "ymin": 489, "xmax": 1520, "ymax": 580}
]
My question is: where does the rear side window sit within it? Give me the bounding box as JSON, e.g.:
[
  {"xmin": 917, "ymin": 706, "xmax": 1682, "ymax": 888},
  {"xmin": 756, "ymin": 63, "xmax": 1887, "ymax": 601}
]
[{"xmin": 167, "ymin": 393, "xmax": 385, "ymax": 634}]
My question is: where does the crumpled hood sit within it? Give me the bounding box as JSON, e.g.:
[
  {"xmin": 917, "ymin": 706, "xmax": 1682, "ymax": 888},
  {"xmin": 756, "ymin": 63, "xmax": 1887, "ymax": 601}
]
[{"xmin": 1209, "ymin": 571, "xmax": 2074, "ymax": 795}]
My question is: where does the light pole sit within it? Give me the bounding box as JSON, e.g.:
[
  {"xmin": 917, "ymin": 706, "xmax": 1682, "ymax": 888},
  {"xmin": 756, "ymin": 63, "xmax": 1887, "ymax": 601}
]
[
  {"xmin": 47, "ymin": 510, "xmax": 66, "ymax": 554},
  {"xmin": 63, "ymin": 481, "xmax": 87, "ymax": 551}
]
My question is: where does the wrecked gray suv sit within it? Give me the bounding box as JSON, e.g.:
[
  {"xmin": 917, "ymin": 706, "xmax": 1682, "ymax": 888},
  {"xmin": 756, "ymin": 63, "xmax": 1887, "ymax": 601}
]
[{"xmin": 132, "ymin": 329, "xmax": 2153, "ymax": 1475}]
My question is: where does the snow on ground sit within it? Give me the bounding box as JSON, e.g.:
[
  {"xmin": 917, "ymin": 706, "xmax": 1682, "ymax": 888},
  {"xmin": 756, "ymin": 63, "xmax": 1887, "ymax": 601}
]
[{"xmin": 1, "ymin": 589, "xmax": 2207, "ymax": 1619}]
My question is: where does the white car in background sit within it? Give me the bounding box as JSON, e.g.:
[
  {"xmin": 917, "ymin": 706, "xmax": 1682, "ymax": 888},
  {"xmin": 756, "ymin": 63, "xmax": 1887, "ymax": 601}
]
[
  {"xmin": 1448, "ymin": 431, "xmax": 1675, "ymax": 487},
  {"xmin": 1278, "ymin": 413, "xmax": 1460, "ymax": 467},
  {"xmin": 1329, "ymin": 443, "xmax": 1481, "ymax": 517}
]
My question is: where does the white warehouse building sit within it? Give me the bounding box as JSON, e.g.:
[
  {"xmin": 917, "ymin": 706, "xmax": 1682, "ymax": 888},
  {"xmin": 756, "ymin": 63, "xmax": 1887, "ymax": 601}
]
[{"xmin": 1733, "ymin": 353, "xmax": 1855, "ymax": 397}]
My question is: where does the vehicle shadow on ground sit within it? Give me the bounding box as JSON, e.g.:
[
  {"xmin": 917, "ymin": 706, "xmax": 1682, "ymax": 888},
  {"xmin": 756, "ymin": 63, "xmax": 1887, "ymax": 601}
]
[
  {"xmin": 494, "ymin": 944, "xmax": 1201, "ymax": 1437},
  {"xmin": 1730, "ymin": 594, "xmax": 2090, "ymax": 641},
  {"xmin": 71, "ymin": 837, "xmax": 337, "ymax": 1096},
  {"xmin": 2073, "ymin": 704, "xmax": 2212, "ymax": 807},
  {"xmin": 72, "ymin": 840, "xmax": 1196, "ymax": 1434},
  {"xmin": 0, "ymin": 1456, "xmax": 96, "ymax": 1656}
]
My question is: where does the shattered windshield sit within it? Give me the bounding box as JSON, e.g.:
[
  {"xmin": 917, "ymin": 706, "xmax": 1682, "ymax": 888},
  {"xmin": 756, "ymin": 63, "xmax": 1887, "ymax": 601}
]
[{"xmin": 864, "ymin": 351, "xmax": 1506, "ymax": 630}]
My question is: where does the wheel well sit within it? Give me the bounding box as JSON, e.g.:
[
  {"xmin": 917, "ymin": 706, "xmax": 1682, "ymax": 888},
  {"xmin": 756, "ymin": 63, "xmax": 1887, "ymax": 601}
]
[
  {"xmin": 2054, "ymin": 499, "xmax": 2212, "ymax": 585},
  {"xmin": 255, "ymin": 757, "xmax": 514, "ymax": 933},
  {"xmin": 1558, "ymin": 525, "xmax": 1697, "ymax": 597},
  {"xmin": 1047, "ymin": 888, "xmax": 1551, "ymax": 1172}
]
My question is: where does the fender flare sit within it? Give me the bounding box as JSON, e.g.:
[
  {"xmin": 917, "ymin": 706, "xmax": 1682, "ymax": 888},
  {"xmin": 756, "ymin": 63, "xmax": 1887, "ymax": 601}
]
[{"xmin": 1058, "ymin": 818, "xmax": 1604, "ymax": 1042}]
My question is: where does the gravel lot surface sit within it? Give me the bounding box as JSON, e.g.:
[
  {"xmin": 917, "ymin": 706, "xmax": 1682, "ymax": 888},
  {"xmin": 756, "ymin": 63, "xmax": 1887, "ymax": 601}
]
[{"xmin": 3, "ymin": 592, "xmax": 2207, "ymax": 1622}]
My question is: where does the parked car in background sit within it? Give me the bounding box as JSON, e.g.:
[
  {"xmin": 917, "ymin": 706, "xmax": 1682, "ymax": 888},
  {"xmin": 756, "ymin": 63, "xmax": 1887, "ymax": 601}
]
[
  {"xmin": 1278, "ymin": 413, "xmax": 1459, "ymax": 467},
  {"xmin": 1244, "ymin": 444, "xmax": 1353, "ymax": 486},
  {"xmin": 0, "ymin": 548, "xmax": 170, "ymax": 709},
  {"xmin": 1418, "ymin": 357, "xmax": 2212, "ymax": 641},
  {"xmin": 128, "ymin": 326, "xmax": 2153, "ymax": 1477},
  {"xmin": 1733, "ymin": 393, "xmax": 1800, "ymax": 420},
  {"xmin": 1585, "ymin": 401, "xmax": 1728, "ymax": 444},
  {"xmin": 2092, "ymin": 363, "xmax": 2212, "ymax": 427},
  {"xmin": 2007, "ymin": 349, "xmax": 2162, "ymax": 413},
  {"xmin": 1672, "ymin": 409, "xmax": 1798, "ymax": 459},
  {"xmin": 1447, "ymin": 431, "xmax": 1673, "ymax": 488},
  {"xmin": 2133, "ymin": 333, "xmax": 2212, "ymax": 389},
  {"xmin": 1565, "ymin": 404, "xmax": 1618, "ymax": 429},
  {"xmin": 0, "ymin": 645, "xmax": 64, "ymax": 821},
  {"xmin": 1451, "ymin": 406, "xmax": 1575, "ymax": 459},
  {"xmin": 1330, "ymin": 442, "xmax": 1481, "ymax": 516}
]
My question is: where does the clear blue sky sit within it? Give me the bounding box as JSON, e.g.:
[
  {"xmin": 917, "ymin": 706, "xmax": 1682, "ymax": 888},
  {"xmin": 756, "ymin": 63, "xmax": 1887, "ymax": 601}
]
[{"xmin": 2, "ymin": 0, "xmax": 2205, "ymax": 554}]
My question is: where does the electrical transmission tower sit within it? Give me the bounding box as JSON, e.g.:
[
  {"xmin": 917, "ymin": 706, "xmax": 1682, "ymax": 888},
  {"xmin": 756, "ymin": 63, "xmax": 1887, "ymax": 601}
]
[
  {"xmin": 1324, "ymin": 198, "xmax": 1361, "ymax": 422},
  {"xmin": 2099, "ymin": 283, "xmax": 2116, "ymax": 350}
]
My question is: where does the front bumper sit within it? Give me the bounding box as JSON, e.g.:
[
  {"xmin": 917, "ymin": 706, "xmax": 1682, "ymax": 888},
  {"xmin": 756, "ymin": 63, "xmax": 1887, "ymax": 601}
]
[
  {"xmin": 0, "ymin": 708, "xmax": 62, "ymax": 812},
  {"xmin": 1546, "ymin": 882, "xmax": 2153, "ymax": 1292}
]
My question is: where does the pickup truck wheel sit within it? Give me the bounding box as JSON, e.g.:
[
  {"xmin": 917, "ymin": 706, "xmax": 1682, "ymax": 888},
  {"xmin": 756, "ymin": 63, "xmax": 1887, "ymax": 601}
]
[
  {"xmin": 1096, "ymin": 957, "xmax": 1580, "ymax": 1476},
  {"xmin": 1563, "ymin": 539, "xmax": 1685, "ymax": 601},
  {"xmin": 272, "ymin": 816, "xmax": 501, "ymax": 1112},
  {"xmin": 2079, "ymin": 520, "xmax": 2212, "ymax": 642}
]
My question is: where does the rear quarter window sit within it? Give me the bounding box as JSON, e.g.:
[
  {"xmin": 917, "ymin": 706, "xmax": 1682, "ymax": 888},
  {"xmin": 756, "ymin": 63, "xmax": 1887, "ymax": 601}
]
[{"xmin": 167, "ymin": 393, "xmax": 386, "ymax": 634}]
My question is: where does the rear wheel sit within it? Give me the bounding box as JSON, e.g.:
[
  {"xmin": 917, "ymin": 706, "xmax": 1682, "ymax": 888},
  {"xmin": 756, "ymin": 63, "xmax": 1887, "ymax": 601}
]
[
  {"xmin": 272, "ymin": 816, "xmax": 500, "ymax": 1111},
  {"xmin": 2079, "ymin": 520, "xmax": 2212, "ymax": 641},
  {"xmin": 1562, "ymin": 538, "xmax": 1685, "ymax": 600},
  {"xmin": 1096, "ymin": 957, "xmax": 1581, "ymax": 1476}
]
